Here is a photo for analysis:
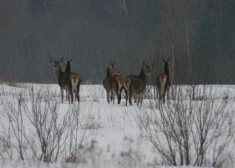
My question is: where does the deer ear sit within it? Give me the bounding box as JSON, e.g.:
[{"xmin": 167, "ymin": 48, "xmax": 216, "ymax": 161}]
[
  {"xmin": 112, "ymin": 61, "xmax": 115, "ymax": 67},
  {"xmin": 59, "ymin": 57, "xmax": 64, "ymax": 62},
  {"xmin": 142, "ymin": 62, "xmax": 146, "ymax": 67},
  {"xmin": 109, "ymin": 61, "xmax": 112, "ymax": 66}
]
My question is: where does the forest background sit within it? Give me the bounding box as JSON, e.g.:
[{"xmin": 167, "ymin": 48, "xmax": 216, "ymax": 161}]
[{"xmin": 0, "ymin": 0, "xmax": 234, "ymax": 84}]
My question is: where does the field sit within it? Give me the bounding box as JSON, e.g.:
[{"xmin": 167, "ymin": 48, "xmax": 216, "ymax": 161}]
[{"xmin": 0, "ymin": 83, "xmax": 235, "ymax": 168}]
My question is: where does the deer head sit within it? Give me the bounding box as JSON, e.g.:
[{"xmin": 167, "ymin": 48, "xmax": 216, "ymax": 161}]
[
  {"xmin": 162, "ymin": 58, "xmax": 170, "ymax": 74},
  {"xmin": 142, "ymin": 62, "xmax": 154, "ymax": 75},
  {"xmin": 50, "ymin": 57, "xmax": 64, "ymax": 71},
  {"xmin": 106, "ymin": 61, "xmax": 120, "ymax": 77},
  {"xmin": 163, "ymin": 58, "xmax": 170, "ymax": 64}
]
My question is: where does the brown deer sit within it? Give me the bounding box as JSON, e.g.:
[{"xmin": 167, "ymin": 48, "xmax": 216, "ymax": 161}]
[
  {"xmin": 120, "ymin": 77, "xmax": 132, "ymax": 106},
  {"xmin": 50, "ymin": 58, "xmax": 74, "ymax": 103},
  {"xmin": 128, "ymin": 62, "xmax": 154, "ymax": 106},
  {"xmin": 156, "ymin": 58, "xmax": 171, "ymax": 103},
  {"xmin": 103, "ymin": 61, "xmax": 120, "ymax": 104},
  {"xmin": 112, "ymin": 74, "xmax": 127, "ymax": 104},
  {"xmin": 63, "ymin": 59, "xmax": 82, "ymax": 102},
  {"xmin": 50, "ymin": 57, "xmax": 69, "ymax": 99}
]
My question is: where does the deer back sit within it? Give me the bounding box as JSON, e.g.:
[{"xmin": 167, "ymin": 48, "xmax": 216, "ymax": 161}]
[{"xmin": 157, "ymin": 73, "xmax": 167, "ymax": 87}]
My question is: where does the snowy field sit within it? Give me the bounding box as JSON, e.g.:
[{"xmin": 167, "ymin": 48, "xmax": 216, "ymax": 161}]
[{"xmin": 0, "ymin": 83, "xmax": 235, "ymax": 168}]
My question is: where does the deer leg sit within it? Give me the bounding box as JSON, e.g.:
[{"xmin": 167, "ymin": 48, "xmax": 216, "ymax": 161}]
[
  {"xmin": 70, "ymin": 89, "xmax": 73, "ymax": 104},
  {"xmin": 111, "ymin": 92, "xmax": 113, "ymax": 102},
  {"xmin": 137, "ymin": 94, "xmax": 141, "ymax": 106},
  {"xmin": 134, "ymin": 94, "xmax": 137, "ymax": 103},
  {"xmin": 167, "ymin": 87, "xmax": 170, "ymax": 100},
  {"xmin": 106, "ymin": 90, "xmax": 110, "ymax": 104},
  {"xmin": 117, "ymin": 87, "xmax": 122, "ymax": 104},
  {"xmin": 124, "ymin": 87, "xmax": 128, "ymax": 106},
  {"xmin": 129, "ymin": 90, "xmax": 133, "ymax": 105},
  {"xmin": 162, "ymin": 91, "xmax": 166, "ymax": 104},
  {"xmin": 135, "ymin": 94, "xmax": 138, "ymax": 105},
  {"xmin": 69, "ymin": 88, "xmax": 73, "ymax": 104},
  {"xmin": 118, "ymin": 94, "xmax": 121, "ymax": 104},
  {"xmin": 136, "ymin": 94, "xmax": 139, "ymax": 105},
  {"xmin": 77, "ymin": 85, "xmax": 80, "ymax": 102},
  {"xmin": 60, "ymin": 87, "xmax": 64, "ymax": 103},
  {"xmin": 141, "ymin": 93, "xmax": 143, "ymax": 106},
  {"xmin": 160, "ymin": 85, "xmax": 165, "ymax": 100},
  {"xmin": 73, "ymin": 91, "xmax": 76, "ymax": 102},
  {"xmin": 76, "ymin": 90, "xmax": 79, "ymax": 102}
]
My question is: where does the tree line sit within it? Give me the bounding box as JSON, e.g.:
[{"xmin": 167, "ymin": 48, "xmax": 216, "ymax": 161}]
[{"xmin": 0, "ymin": 0, "xmax": 234, "ymax": 84}]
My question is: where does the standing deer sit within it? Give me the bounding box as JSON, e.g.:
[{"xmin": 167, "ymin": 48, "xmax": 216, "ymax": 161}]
[
  {"xmin": 63, "ymin": 59, "xmax": 82, "ymax": 102},
  {"xmin": 128, "ymin": 62, "xmax": 154, "ymax": 106},
  {"xmin": 50, "ymin": 58, "xmax": 74, "ymax": 103},
  {"xmin": 120, "ymin": 77, "xmax": 132, "ymax": 106},
  {"xmin": 50, "ymin": 57, "xmax": 69, "ymax": 99},
  {"xmin": 107, "ymin": 64, "xmax": 131, "ymax": 104},
  {"xmin": 156, "ymin": 58, "xmax": 171, "ymax": 103},
  {"xmin": 112, "ymin": 74, "xmax": 127, "ymax": 104},
  {"xmin": 103, "ymin": 61, "xmax": 120, "ymax": 104}
]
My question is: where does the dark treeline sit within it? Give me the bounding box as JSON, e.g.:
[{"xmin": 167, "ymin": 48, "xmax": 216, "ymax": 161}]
[{"xmin": 0, "ymin": 0, "xmax": 234, "ymax": 84}]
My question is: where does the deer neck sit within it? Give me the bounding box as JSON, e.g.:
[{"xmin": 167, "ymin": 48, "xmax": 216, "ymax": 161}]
[
  {"xmin": 106, "ymin": 69, "xmax": 113, "ymax": 78},
  {"xmin": 138, "ymin": 69, "xmax": 148, "ymax": 82},
  {"xmin": 164, "ymin": 65, "xmax": 171, "ymax": 85},
  {"xmin": 55, "ymin": 67, "xmax": 64, "ymax": 79},
  {"xmin": 65, "ymin": 62, "xmax": 71, "ymax": 73},
  {"xmin": 164, "ymin": 65, "xmax": 170, "ymax": 78},
  {"xmin": 54, "ymin": 69, "xmax": 61, "ymax": 80}
]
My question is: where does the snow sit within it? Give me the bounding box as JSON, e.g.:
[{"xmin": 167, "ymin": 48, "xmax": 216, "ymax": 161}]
[{"xmin": 0, "ymin": 83, "xmax": 234, "ymax": 168}]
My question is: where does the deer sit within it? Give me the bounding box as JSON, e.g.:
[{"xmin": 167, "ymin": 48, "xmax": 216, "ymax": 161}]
[
  {"xmin": 112, "ymin": 74, "xmax": 127, "ymax": 104},
  {"xmin": 49, "ymin": 57, "xmax": 74, "ymax": 103},
  {"xmin": 103, "ymin": 61, "xmax": 120, "ymax": 104},
  {"xmin": 50, "ymin": 57, "xmax": 69, "ymax": 100},
  {"xmin": 156, "ymin": 58, "xmax": 171, "ymax": 103},
  {"xmin": 107, "ymin": 65, "xmax": 132, "ymax": 105},
  {"xmin": 63, "ymin": 59, "xmax": 82, "ymax": 102},
  {"xmin": 121, "ymin": 77, "xmax": 132, "ymax": 106},
  {"xmin": 128, "ymin": 62, "xmax": 154, "ymax": 106}
]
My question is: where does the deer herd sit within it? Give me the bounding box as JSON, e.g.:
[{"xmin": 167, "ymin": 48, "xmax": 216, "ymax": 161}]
[{"xmin": 49, "ymin": 57, "xmax": 171, "ymax": 105}]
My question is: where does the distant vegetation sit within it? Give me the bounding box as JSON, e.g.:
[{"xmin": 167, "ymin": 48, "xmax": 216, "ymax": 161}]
[{"xmin": 0, "ymin": 0, "xmax": 235, "ymax": 84}]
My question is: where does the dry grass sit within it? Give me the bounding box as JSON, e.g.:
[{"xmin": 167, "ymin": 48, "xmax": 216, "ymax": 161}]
[{"xmin": 0, "ymin": 77, "xmax": 19, "ymax": 87}]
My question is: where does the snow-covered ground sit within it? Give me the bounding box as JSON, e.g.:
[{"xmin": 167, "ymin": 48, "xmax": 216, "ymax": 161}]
[{"xmin": 0, "ymin": 83, "xmax": 234, "ymax": 168}]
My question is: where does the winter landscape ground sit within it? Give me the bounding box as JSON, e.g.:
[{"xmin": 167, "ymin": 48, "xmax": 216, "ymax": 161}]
[{"xmin": 0, "ymin": 83, "xmax": 234, "ymax": 168}]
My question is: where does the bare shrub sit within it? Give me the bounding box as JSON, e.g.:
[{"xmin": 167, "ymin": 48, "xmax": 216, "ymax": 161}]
[
  {"xmin": 22, "ymin": 87, "xmax": 70, "ymax": 162},
  {"xmin": 0, "ymin": 84, "xmax": 98, "ymax": 164},
  {"xmin": 0, "ymin": 136, "xmax": 12, "ymax": 159},
  {"xmin": 136, "ymin": 85, "xmax": 235, "ymax": 167},
  {"xmin": 0, "ymin": 92, "xmax": 27, "ymax": 160}
]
